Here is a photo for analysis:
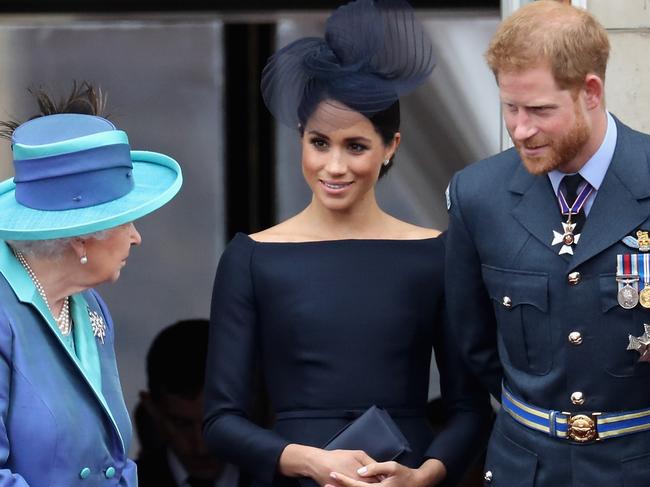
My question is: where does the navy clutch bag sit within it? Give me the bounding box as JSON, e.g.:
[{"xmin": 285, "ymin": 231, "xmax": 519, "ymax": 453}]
[{"xmin": 298, "ymin": 405, "xmax": 411, "ymax": 487}]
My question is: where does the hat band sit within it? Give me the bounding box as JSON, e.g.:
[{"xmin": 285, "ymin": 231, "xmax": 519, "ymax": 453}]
[{"xmin": 13, "ymin": 144, "xmax": 134, "ymax": 211}]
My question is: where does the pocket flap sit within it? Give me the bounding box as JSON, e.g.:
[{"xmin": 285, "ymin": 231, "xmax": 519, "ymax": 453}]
[{"xmin": 482, "ymin": 265, "xmax": 548, "ymax": 312}]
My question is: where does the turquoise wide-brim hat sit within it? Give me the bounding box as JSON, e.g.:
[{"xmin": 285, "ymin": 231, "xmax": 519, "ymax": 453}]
[{"xmin": 0, "ymin": 113, "xmax": 182, "ymax": 240}]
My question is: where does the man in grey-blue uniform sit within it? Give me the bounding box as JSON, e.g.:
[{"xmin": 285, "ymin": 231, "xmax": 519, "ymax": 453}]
[{"xmin": 446, "ymin": 2, "xmax": 650, "ymax": 486}]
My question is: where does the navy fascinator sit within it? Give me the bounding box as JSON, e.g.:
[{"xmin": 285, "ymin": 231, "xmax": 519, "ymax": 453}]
[{"xmin": 261, "ymin": 0, "xmax": 435, "ymax": 128}]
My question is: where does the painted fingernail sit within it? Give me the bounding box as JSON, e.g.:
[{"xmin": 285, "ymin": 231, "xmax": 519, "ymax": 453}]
[{"xmin": 357, "ymin": 466, "xmax": 368, "ymax": 475}]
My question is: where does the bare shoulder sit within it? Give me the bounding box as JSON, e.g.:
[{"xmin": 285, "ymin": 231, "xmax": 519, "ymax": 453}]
[
  {"xmin": 389, "ymin": 218, "xmax": 441, "ymax": 240},
  {"xmin": 248, "ymin": 216, "xmax": 314, "ymax": 243}
]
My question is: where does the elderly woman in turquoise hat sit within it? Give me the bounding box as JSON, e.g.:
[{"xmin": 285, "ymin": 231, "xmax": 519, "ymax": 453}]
[{"xmin": 0, "ymin": 99, "xmax": 182, "ymax": 485}]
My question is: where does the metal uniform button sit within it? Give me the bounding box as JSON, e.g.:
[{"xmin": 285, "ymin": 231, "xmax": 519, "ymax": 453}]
[
  {"xmin": 484, "ymin": 470, "xmax": 493, "ymax": 483},
  {"xmin": 79, "ymin": 467, "xmax": 91, "ymax": 479},
  {"xmin": 567, "ymin": 271, "xmax": 581, "ymax": 285},
  {"xmin": 104, "ymin": 467, "xmax": 116, "ymax": 479},
  {"xmin": 571, "ymin": 391, "xmax": 585, "ymax": 405},
  {"xmin": 502, "ymin": 296, "xmax": 512, "ymax": 308},
  {"xmin": 568, "ymin": 331, "xmax": 583, "ymax": 345}
]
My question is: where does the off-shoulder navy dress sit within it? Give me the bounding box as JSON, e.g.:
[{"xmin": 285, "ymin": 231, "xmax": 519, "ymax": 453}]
[{"xmin": 203, "ymin": 233, "xmax": 491, "ymax": 487}]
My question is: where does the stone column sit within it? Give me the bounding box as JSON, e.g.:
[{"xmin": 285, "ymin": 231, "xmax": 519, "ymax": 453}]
[{"xmin": 586, "ymin": 1, "xmax": 650, "ymax": 132}]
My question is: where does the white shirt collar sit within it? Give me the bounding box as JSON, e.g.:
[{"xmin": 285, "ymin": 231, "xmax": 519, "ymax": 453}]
[{"xmin": 548, "ymin": 111, "xmax": 617, "ymax": 195}]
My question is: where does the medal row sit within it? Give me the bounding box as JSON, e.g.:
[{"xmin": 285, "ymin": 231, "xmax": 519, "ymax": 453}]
[{"xmin": 616, "ymin": 254, "xmax": 650, "ymax": 309}]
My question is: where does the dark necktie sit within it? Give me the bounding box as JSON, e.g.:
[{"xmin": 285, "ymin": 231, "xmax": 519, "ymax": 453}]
[
  {"xmin": 187, "ymin": 476, "xmax": 213, "ymax": 487},
  {"xmin": 561, "ymin": 173, "xmax": 586, "ymax": 233}
]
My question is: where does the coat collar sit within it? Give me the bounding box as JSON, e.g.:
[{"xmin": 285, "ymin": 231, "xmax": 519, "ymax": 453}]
[
  {"xmin": 509, "ymin": 160, "xmax": 569, "ymax": 261},
  {"xmin": 0, "ymin": 241, "xmax": 63, "ymax": 327},
  {"xmin": 0, "ymin": 240, "xmax": 125, "ymax": 452},
  {"xmin": 571, "ymin": 117, "xmax": 650, "ymax": 269},
  {"xmin": 508, "ymin": 117, "xmax": 650, "ymax": 269}
]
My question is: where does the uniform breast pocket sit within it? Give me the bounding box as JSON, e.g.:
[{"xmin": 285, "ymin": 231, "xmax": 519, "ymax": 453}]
[
  {"xmin": 482, "ymin": 265, "xmax": 551, "ymax": 375},
  {"xmin": 599, "ymin": 273, "xmax": 650, "ymax": 377}
]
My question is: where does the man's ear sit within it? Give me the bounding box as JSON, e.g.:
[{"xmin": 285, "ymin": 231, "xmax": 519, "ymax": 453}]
[{"xmin": 582, "ymin": 74, "xmax": 604, "ymax": 111}]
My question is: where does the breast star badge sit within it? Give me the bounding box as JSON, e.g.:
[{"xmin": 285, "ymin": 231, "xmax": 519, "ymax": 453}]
[
  {"xmin": 87, "ymin": 307, "xmax": 106, "ymax": 344},
  {"xmin": 627, "ymin": 323, "xmax": 650, "ymax": 362},
  {"xmin": 552, "ymin": 221, "xmax": 581, "ymax": 255}
]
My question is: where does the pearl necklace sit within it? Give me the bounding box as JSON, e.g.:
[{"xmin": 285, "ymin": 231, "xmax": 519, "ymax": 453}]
[{"xmin": 14, "ymin": 250, "xmax": 72, "ymax": 335}]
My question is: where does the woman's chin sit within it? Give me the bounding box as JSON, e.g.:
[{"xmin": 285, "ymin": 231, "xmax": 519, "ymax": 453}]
[
  {"xmin": 315, "ymin": 194, "xmax": 356, "ymax": 212},
  {"xmin": 105, "ymin": 270, "xmax": 122, "ymax": 284}
]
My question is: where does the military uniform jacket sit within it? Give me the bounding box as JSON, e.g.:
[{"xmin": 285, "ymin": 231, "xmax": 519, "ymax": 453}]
[
  {"xmin": 445, "ymin": 117, "xmax": 650, "ymax": 486},
  {"xmin": 0, "ymin": 241, "xmax": 136, "ymax": 486}
]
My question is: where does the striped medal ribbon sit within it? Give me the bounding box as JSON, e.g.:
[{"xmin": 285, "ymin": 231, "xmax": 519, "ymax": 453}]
[
  {"xmin": 638, "ymin": 253, "xmax": 650, "ymax": 308},
  {"xmin": 551, "ymin": 181, "xmax": 594, "ymax": 255},
  {"xmin": 617, "ymin": 254, "xmax": 640, "ymax": 309}
]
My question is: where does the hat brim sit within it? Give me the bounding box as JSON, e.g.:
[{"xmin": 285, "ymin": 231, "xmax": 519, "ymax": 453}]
[{"xmin": 0, "ymin": 150, "xmax": 182, "ymax": 240}]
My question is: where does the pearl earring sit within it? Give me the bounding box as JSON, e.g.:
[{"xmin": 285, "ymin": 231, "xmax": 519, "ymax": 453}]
[{"xmin": 80, "ymin": 254, "xmax": 88, "ymax": 265}]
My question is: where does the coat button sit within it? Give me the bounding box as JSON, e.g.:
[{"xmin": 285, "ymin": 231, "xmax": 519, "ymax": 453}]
[
  {"xmin": 104, "ymin": 466, "xmax": 116, "ymax": 479},
  {"xmin": 79, "ymin": 467, "xmax": 91, "ymax": 479},
  {"xmin": 568, "ymin": 331, "xmax": 583, "ymax": 345},
  {"xmin": 502, "ymin": 296, "xmax": 512, "ymax": 308},
  {"xmin": 484, "ymin": 470, "xmax": 493, "ymax": 482},
  {"xmin": 571, "ymin": 391, "xmax": 585, "ymax": 405},
  {"xmin": 567, "ymin": 271, "xmax": 581, "ymax": 285}
]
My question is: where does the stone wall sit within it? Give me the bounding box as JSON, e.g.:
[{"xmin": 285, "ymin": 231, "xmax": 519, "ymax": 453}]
[{"xmin": 588, "ymin": 0, "xmax": 650, "ymax": 133}]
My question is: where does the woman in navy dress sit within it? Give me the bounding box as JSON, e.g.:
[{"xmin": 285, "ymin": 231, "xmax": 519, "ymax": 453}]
[{"xmin": 203, "ymin": 1, "xmax": 491, "ymax": 486}]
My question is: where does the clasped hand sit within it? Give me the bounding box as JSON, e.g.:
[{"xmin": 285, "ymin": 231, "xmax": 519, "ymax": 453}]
[
  {"xmin": 326, "ymin": 458, "xmax": 446, "ymax": 487},
  {"xmin": 279, "ymin": 444, "xmax": 379, "ymax": 486},
  {"xmin": 279, "ymin": 444, "xmax": 445, "ymax": 487},
  {"xmin": 309, "ymin": 449, "xmax": 380, "ymax": 486}
]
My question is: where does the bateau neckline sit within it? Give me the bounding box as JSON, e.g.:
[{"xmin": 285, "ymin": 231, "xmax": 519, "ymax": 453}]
[{"xmin": 236, "ymin": 231, "xmax": 443, "ymax": 244}]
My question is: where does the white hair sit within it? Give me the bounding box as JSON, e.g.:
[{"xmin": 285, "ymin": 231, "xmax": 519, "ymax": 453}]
[{"xmin": 7, "ymin": 229, "xmax": 112, "ymax": 260}]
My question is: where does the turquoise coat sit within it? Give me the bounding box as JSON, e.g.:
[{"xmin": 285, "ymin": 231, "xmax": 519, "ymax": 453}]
[{"xmin": 0, "ymin": 241, "xmax": 136, "ymax": 486}]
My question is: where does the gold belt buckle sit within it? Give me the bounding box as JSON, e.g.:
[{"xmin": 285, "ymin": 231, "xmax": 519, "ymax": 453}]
[{"xmin": 563, "ymin": 412, "xmax": 601, "ymax": 443}]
